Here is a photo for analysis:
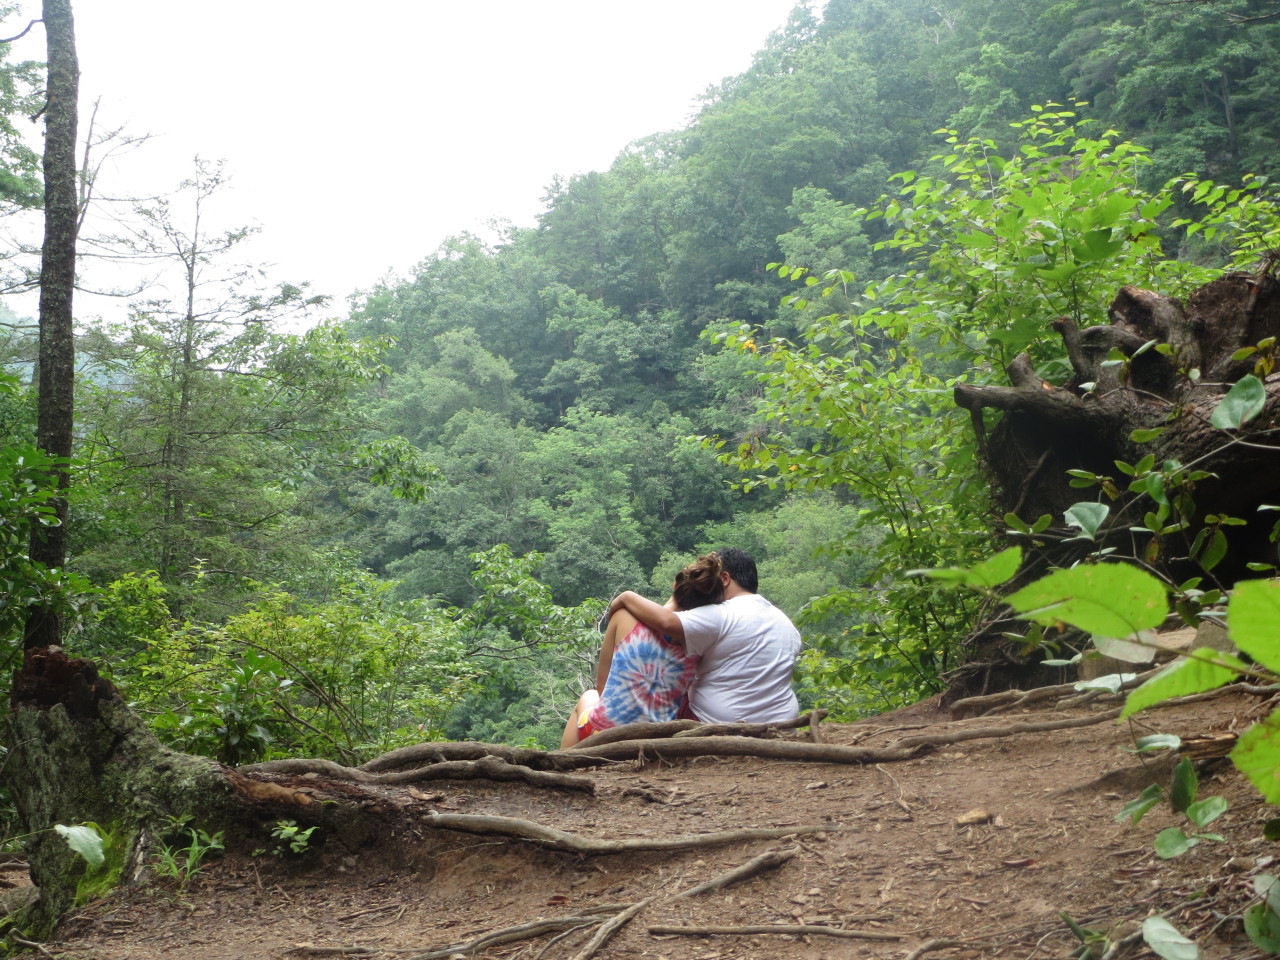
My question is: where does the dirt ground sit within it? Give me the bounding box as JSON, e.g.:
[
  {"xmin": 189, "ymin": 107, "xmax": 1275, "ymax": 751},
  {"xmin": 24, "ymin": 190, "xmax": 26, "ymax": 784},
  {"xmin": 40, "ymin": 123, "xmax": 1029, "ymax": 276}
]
[{"xmin": 11, "ymin": 686, "xmax": 1280, "ymax": 960}]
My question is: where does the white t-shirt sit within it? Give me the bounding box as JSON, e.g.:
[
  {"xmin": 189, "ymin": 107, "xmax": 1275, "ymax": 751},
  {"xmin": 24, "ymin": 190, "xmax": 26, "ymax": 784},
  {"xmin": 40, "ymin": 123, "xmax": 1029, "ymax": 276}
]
[{"xmin": 676, "ymin": 593, "xmax": 802, "ymax": 724}]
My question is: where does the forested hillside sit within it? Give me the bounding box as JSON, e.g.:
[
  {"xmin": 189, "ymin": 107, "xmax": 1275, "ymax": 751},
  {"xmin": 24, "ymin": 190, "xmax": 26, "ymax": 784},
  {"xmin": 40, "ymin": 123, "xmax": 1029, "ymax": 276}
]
[{"xmin": 6, "ymin": 0, "xmax": 1280, "ymax": 755}]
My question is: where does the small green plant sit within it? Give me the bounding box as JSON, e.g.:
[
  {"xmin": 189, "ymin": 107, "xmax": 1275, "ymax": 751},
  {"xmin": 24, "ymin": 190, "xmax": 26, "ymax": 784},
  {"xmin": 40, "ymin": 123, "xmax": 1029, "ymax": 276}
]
[
  {"xmin": 1115, "ymin": 752, "xmax": 1228, "ymax": 859},
  {"xmin": 151, "ymin": 815, "xmax": 224, "ymax": 890},
  {"xmin": 269, "ymin": 819, "xmax": 317, "ymax": 856}
]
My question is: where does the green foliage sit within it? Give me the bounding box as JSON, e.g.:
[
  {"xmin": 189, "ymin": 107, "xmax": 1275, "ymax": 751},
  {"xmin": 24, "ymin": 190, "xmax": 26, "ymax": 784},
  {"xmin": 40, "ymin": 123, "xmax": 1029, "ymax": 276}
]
[
  {"xmin": 151, "ymin": 816, "xmax": 224, "ymax": 890},
  {"xmin": 268, "ymin": 820, "xmax": 317, "ymax": 857},
  {"xmin": 106, "ymin": 571, "xmax": 478, "ymax": 763}
]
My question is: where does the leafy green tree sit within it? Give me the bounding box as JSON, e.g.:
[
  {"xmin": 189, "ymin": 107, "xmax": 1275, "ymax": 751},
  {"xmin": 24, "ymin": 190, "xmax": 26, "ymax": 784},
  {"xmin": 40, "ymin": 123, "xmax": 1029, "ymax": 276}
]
[{"xmin": 73, "ymin": 162, "xmax": 425, "ymax": 617}]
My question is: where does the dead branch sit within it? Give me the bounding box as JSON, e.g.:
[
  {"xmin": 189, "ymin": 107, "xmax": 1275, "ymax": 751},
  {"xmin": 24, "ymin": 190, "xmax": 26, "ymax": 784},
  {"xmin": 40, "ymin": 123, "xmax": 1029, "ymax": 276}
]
[
  {"xmin": 552, "ymin": 735, "xmax": 926, "ymax": 767},
  {"xmin": 423, "ymin": 812, "xmax": 837, "ymax": 853},
  {"xmin": 890, "ymin": 708, "xmax": 1124, "ymax": 749},
  {"xmin": 647, "ymin": 923, "xmax": 905, "ymax": 942},
  {"xmin": 673, "ymin": 845, "xmax": 799, "ymax": 899}
]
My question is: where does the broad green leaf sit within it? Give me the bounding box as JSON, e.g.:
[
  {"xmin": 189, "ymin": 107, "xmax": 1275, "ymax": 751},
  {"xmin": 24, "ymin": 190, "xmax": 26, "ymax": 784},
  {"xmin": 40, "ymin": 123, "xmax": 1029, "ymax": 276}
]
[
  {"xmin": 1231, "ymin": 707, "xmax": 1280, "ymax": 803},
  {"xmin": 1122, "ymin": 650, "xmax": 1250, "ymax": 719},
  {"xmin": 1115, "ymin": 783, "xmax": 1163, "ymax": 824},
  {"xmin": 1007, "ymin": 563, "xmax": 1167, "ymax": 637},
  {"xmin": 1065, "ymin": 502, "xmax": 1109, "ymax": 540},
  {"xmin": 1210, "ymin": 374, "xmax": 1265, "ymax": 429},
  {"xmin": 1186, "ymin": 795, "xmax": 1228, "ymax": 829},
  {"xmin": 54, "ymin": 823, "xmax": 105, "ymax": 869},
  {"xmin": 1142, "ymin": 917, "xmax": 1202, "ymax": 959},
  {"xmin": 1258, "ymin": 874, "xmax": 1280, "ymax": 915},
  {"xmin": 1170, "ymin": 757, "xmax": 1197, "ymax": 813},
  {"xmin": 1265, "ymin": 820, "xmax": 1280, "ymax": 842},
  {"xmin": 1226, "ymin": 579, "xmax": 1280, "ymax": 672},
  {"xmin": 910, "ymin": 546, "xmax": 1021, "ymax": 590},
  {"xmin": 1244, "ymin": 902, "xmax": 1280, "ymax": 953},
  {"xmin": 1131, "ymin": 427, "xmax": 1165, "ymax": 442},
  {"xmin": 1200, "ymin": 529, "xmax": 1227, "ymax": 571},
  {"xmin": 1154, "ymin": 827, "xmax": 1197, "ymax": 859}
]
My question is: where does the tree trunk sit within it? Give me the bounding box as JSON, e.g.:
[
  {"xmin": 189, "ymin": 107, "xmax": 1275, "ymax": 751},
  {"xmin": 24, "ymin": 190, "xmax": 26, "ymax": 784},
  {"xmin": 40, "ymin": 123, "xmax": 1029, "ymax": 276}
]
[
  {"xmin": 25, "ymin": 0, "xmax": 80, "ymax": 649},
  {"xmin": 950, "ymin": 270, "xmax": 1280, "ymax": 691},
  {"xmin": 6, "ymin": 650, "xmax": 320, "ymax": 933}
]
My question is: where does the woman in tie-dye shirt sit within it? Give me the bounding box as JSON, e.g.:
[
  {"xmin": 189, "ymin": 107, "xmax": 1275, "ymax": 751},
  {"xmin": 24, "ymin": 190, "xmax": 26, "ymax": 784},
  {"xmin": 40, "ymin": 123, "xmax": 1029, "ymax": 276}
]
[{"xmin": 560, "ymin": 554, "xmax": 724, "ymax": 748}]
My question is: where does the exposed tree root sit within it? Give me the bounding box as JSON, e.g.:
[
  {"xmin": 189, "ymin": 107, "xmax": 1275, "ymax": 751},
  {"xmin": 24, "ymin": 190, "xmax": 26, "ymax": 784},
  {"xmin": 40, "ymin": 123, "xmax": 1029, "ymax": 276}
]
[
  {"xmin": 889, "ymin": 708, "xmax": 1124, "ymax": 750},
  {"xmin": 237, "ymin": 755, "xmax": 594, "ymax": 793},
  {"xmin": 647, "ymin": 923, "xmax": 905, "ymax": 942},
  {"xmin": 552, "ymin": 734, "xmax": 926, "ymax": 767},
  {"xmin": 948, "ymin": 670, "xmax": 1159, "ymax": 719},
  {"xmin": 422, "ymin": 813, "xmax": 836, "ymax": 853}
]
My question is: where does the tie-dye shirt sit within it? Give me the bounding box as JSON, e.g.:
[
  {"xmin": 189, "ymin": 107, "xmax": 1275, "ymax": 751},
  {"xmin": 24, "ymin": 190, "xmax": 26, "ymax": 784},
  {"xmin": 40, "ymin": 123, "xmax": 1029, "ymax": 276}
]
[{"xmin": 587, "ymin": 621, "xmax": 699, "ymax": 730}]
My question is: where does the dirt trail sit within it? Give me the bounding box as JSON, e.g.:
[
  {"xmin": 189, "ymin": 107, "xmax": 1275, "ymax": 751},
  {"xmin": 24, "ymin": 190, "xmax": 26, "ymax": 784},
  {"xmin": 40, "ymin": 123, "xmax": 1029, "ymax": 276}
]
[{"xmin": 16, "ymin": 689, "xmax": 1278, "ymax": 960}]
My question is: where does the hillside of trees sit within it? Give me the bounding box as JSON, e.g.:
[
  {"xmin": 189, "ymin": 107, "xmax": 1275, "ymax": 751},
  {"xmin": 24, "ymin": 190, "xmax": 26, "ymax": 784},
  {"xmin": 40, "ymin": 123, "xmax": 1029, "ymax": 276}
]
[{"xmin": 4, "ymin": 0, "xmax": 1280, "ymax": 762}]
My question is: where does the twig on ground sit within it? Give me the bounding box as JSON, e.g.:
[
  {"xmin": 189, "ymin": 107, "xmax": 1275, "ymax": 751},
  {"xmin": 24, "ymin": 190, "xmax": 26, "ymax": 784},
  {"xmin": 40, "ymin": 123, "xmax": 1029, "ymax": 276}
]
[
  {"xmin": 648, "ymin": 923, "xmax": 905, "ymax": 942},
  {"xmin": 673, "ymin": 845, "xmax": 799, "ymax": 898},
  {"xmin": 874, "ymin": 763, "xmax": 912, "ymax": 816},
  {"xmin": 424, "ymin": 813, "xmax": 837, "ymax": 853},
  {"xmin": 904, "ymin": 937, "xmax": 967, "ymax": 959}
]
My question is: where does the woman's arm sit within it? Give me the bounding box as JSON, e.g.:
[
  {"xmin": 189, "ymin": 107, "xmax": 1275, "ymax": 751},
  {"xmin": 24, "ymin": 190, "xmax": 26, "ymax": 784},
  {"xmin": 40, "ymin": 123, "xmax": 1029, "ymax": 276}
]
[{"xmin": 606, "ymin": 590, "xmax": 684, "ymax": 642}]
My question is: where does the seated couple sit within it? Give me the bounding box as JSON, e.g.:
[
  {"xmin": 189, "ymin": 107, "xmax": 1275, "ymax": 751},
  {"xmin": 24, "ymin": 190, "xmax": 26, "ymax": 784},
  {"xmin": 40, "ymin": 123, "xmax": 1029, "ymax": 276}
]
[{"xmin": 561, "ymin": 548, "xmax": 802, "ymax": 748}]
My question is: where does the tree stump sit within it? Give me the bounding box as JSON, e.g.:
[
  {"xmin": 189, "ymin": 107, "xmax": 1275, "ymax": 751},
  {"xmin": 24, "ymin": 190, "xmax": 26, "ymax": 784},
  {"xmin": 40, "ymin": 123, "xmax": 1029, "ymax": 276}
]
[{"xmin": 949, "ymin": 270, "xmax": 1280, "ymax": 693}]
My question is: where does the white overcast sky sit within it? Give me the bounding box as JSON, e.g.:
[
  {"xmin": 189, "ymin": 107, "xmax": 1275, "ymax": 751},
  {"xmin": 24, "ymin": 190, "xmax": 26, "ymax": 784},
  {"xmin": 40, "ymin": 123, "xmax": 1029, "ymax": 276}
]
[{"xmin": 6, "ymin": 1, "xmax": 804, "ymax": 321}]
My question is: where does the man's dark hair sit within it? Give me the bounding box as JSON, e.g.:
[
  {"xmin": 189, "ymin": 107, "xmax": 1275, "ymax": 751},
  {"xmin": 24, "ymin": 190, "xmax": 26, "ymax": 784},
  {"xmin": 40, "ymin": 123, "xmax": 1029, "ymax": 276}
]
[{"xmin": 715, "ymin": 547, "xmax": 758, "ymax": 593}]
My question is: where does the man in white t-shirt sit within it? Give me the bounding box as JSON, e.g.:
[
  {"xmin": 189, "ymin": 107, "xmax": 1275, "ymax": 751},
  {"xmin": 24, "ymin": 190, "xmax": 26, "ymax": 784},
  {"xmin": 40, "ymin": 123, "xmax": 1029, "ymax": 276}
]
[{"xmin": 605, "ymin": 548, "xmax": 802, "ymax": 723}]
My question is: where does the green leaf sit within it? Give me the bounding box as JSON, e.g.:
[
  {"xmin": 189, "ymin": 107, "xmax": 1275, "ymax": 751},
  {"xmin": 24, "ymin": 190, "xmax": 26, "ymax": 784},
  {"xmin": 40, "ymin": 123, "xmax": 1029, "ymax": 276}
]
[
  {"xmin": 1231, "ymin": 707, "xmax": 1280, "ymax": 804},
  {"xmin": 1064, "ymin": 502, "xmax": 1109, "ymax": 540},
  {"xmin": 1258, "ymin": 874, "xmax": 1280, "ymax": 915},
  {"xmin": 1131, "ymin": 427, "xmax": 1165, "ymax": 442},
  {"xmin": 1122, "ymin": 650, "xmax": 1250, "ymax": 719},
  {"xmin": 1142, "ymin": 917, "xmax": 1202, "ymax": 959},
  {"xmin": 54, "ymin": 823, "xmax": 105, "ymax": 869},
  {"xmin": 1200, "ymin": 529, "xmax": 1228, "ymax": 571},
  {"xmin": 1244, "ymin": 901, "xmax": 1280, "ymax": 953},
  {"xmin": 1210, "ymin": 374, "xmax": 1265, "ymax": 429},
  {"xmin": 910, "ymin": 546, "xmax": 1022, "ymax": 590},
  {"xmin": 1226, "ymin": 579, "xmax": 1280, "ymax": 672},
  {"xmin": 1154, "ymin": 827, "xmax": 1197, "ymax": 859},
  {"xmin": 1007, "ymin": 563, "xmax": 1167, "ymax": 637},
  {"xmin": 1186, "ymin": 795, "xmax": 1228, "ymax": 829},
  {"xmin": 1170, "ymin": 757, "xmax": 1197, "ymax": 814},
  {"xmin": 1115, "ymin": 783, "xmax": 1163, "ymax": 824},
  {"xmin": 1265, "ymin": 819, "xmax": 1280, "ymax": 842}
]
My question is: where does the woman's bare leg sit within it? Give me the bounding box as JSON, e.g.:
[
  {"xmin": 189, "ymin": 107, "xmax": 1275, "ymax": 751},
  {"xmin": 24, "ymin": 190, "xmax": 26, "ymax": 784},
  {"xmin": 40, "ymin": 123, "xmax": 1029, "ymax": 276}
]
[{"xmin": 560, "ymin": 689, "xmax": 601, "ymax": 749}]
